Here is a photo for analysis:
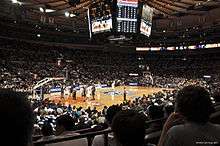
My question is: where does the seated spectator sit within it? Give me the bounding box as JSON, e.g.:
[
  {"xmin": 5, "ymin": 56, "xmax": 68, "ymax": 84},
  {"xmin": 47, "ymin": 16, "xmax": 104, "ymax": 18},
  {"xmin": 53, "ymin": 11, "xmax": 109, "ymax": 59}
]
[
  {"xmin": 92, "ymin": 105, "xmax": 122, "ymax": 146},
  {"xmin": 0, "ymin": 89, "xmax": 33, "ymax": 146},
  {"xmin": 145, "ymin": 105, "xmax": 164, "ymax": 134},
  {"xmin": 102, "ymin": 106, "xmax": 108, "ymax": 115},
  {"xmin": 158, "ymin": 85, "xmax": 220, "ymax": 146},
  {"xmin": 210, "ymin": 91, "xmax": 220, "ymax": 124},
  {"xmin": 111, "ymin": 110, "xmax": 147, "ymax": 146},
  {"xmin": 40, "ymin": 122, "xmax": 55, "ymax": 140},
  {"xmin": 46, "ymin": 114, "xmax": 87, "ymax": 146},
  {"xmin": 75, "ymin": 117, "xmax": 91, "ymax": 130},
  {"xmin": 163, "ymin": 105, "xmax": 174, "ymax": 118},
  {"xmin": 213, "ymin": 91, "xmax": 220, "ymax": 111}
]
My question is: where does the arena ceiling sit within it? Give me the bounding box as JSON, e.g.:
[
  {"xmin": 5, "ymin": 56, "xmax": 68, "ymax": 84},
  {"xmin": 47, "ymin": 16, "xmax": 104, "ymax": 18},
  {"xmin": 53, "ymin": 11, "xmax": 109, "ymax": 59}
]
[
  {"xmin": 2, "ymin": 0, "xmax": 220, "ymax": 23},
  {"xmin": 1, "ymin": 0, "xmax": 220, "ymax": 46}
]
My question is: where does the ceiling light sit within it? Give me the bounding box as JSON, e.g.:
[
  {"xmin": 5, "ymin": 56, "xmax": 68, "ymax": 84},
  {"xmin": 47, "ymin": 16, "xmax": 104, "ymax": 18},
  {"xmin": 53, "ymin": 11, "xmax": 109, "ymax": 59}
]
[
  {"xmin": 11, "ymin": 0, "xmax": 22, "ymax": 5},
  {"xmin": 39, "ymin": 7, "xmax": 44, "ymax": 12},
  {"xmin": 70, "ymin": 13, "xmax": 76, "ymax": 17},
  {"xmin": 65, "ymin": 12, "xmax": 70, "ymax": 17},
  {"xmin": 45, "ymin": 9, "xmax": 56, "ymax": 13},
  {"xmin": 11, "ymin": 0, "xmax": 18, "ymax": 3},
  {"xmin": 37, "ymin": 34, "xmax": 41, "ymax": 37}
]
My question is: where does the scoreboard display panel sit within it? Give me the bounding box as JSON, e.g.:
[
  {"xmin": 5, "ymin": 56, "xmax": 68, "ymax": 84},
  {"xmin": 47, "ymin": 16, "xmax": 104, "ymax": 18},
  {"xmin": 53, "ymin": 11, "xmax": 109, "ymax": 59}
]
[{"xmin": 116, "ymin": 0, "xmax": 138, "ymax": 33}]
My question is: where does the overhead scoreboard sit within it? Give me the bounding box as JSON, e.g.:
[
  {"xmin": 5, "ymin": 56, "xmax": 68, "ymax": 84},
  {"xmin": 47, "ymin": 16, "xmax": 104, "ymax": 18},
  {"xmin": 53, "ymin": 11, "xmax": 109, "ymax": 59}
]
[
  {"xmin": 88, "ymin": 1, "xmax": 153, "ymax": 38},
  {"xmin": 116, "ymin": 0, "xmax": 138, "ymax": 33},
  {"xmin": 140, "ymin": 4, "xmax": 153, "ymax": 37}
]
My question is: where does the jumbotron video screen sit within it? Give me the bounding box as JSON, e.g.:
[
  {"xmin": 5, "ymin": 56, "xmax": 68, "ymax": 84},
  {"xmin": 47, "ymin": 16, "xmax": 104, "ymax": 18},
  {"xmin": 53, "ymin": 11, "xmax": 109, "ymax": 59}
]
[
  {"xmin": 91, "ymin": 16, "xmax": 113, "ymax": 34},
  {"xmin": 140, "ymin": 4, "xmax": 153, "ymax": 37},
  {"xmin": 88, "ymin": 1, "xmax": 113, "ymax": 36}
]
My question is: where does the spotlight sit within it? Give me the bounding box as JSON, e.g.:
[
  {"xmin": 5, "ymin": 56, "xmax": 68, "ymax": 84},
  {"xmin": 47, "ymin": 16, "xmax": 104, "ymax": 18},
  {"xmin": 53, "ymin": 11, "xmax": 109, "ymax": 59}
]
[
  {"xmin": 11, "ymin": 0, "xmax": 18, "ymax": 3},
  {"xmin": 11, "ymin": 0, "xmax": 22, "ymax": 5},
  {"xmin": 65, "ymin": 12, "xmax": 70, "ymax": 17},
  {"xmin": 70, "ymin": 13, "xmax": 76, "ymax": 17},
  {"xmin": 45, "ymin": 9, "xmax": 55, "ymax": 13},
  {"xmin": 39, "ymin": 7, "xmax": 45, "ymax": 12}
]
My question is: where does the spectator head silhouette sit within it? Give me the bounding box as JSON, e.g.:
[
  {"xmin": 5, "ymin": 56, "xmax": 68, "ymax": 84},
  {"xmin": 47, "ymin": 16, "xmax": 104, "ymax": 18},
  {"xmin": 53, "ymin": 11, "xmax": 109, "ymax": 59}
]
[
  {"xmin": 0, "ymin": 89, "xmax": 33, "ymax": 146},
  {"xmin": 112, "ymin": 110, "xmax": 147, "ymax": 146},
  {"xmin": 175, "ymin": 85, "xmax": 215, "ymax": 123}
]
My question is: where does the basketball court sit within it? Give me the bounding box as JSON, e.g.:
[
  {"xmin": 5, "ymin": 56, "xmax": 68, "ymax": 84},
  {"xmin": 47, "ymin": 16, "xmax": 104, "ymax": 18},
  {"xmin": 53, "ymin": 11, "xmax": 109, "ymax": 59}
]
[{"xmin": 46, "ymin": 86, "xmax": 171, "ymax": 110}]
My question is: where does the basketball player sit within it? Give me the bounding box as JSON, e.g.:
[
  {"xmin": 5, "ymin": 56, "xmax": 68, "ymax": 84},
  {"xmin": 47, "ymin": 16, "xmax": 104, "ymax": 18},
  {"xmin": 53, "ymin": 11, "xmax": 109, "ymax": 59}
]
[
  {"xmin": 61, "ymin": 85, "xmax": 64, "ymax": 99},
  {"xmin": 69, "ymin": 85, "xmax": 73, "ymax": 97},
  {"xmin": 72, "ymin": 89, "xmax": 76, "ymax": 100},
  {"xmin": 81, "ymin": 86, "xmax": 86, "ymax": 98},
  {"xmin": 40, "ymin": 87, "xmax": 44, "ymax": 101},
  {"xmin": 91, "ymin": 85, "xmax": 96, "ymax": 100},
  {"xmin": 112, "ymin": 80, "xmax": 115, "ymax": 89},
  {"xmin": 123, "ymin": 86, "xmax": 127, "ymax": 101}
]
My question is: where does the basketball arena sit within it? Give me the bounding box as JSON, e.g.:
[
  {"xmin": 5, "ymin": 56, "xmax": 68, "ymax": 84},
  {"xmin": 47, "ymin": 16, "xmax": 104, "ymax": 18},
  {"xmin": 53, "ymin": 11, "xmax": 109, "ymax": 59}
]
[{"xmin": 0, "ymin": 0, "xmax": 220, "ymax": 145}]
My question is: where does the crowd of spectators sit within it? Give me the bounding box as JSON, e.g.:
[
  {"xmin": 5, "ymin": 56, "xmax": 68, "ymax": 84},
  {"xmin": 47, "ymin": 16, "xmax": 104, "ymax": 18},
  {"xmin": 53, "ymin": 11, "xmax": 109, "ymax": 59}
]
[
  {"xmin": 1, "ymin": 85, "xmax": 220, "ymax": 146},
  {"xmin": 31, "ymin": 89, "xmax": 174, "ymax": 134},
  {"xmin": 0, "ymin": 38, "xmax": 138, "ymax": 91},
  {"xmin": 30, "ymin": 86, "xmax": 220, "ymax": 142},
  {"xmin": 1, "ymin": 38, "xmax": 220, "ymax": 145},
  {"xmin": 1, "ymin": 37, "xmax": 220, "ymax": 93}
]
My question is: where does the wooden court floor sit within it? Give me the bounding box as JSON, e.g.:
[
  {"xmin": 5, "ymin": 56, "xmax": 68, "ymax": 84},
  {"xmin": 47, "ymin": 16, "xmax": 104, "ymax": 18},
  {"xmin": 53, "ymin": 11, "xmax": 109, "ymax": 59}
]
[{"xmin": 47, "ymin": 86, "xmax": 170, "ymax": 111}]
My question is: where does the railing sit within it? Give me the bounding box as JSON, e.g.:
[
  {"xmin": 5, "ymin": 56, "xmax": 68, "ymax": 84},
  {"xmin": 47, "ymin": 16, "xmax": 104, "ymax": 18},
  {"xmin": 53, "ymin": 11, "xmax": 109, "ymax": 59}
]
[
  {"xmin": 33, "ymin": 118, "xmax": 166, "ymax": 146},
  {"xmin": 34, "ymin": 129, "xmax": 111, "ymax": 146}
]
